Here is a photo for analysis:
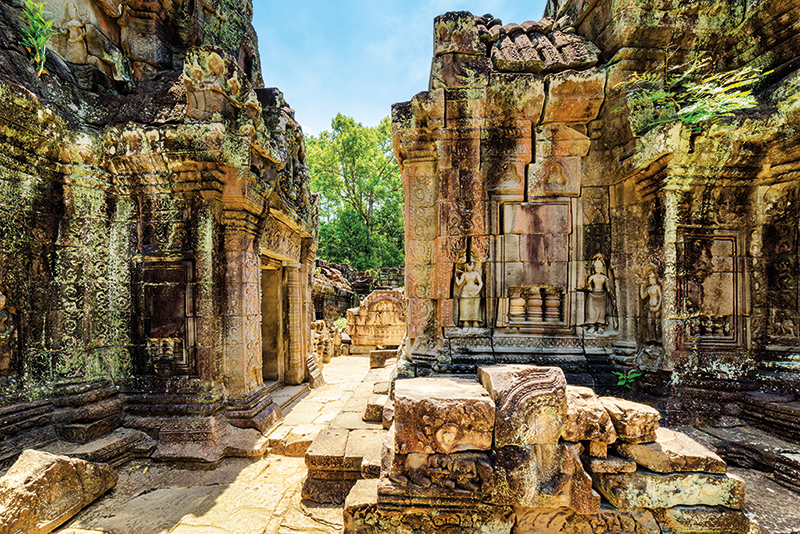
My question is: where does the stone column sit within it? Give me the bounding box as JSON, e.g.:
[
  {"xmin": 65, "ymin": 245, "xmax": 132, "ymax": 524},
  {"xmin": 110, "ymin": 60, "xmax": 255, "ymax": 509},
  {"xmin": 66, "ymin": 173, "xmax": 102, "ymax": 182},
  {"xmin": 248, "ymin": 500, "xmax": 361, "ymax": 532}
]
[
  {"xmin": 285, "ymin": 264, "xmax": 305, "ymax": 385},
  {"xmin": 223, "ymin": 229, "xmax": 263, "ymax": 396}
]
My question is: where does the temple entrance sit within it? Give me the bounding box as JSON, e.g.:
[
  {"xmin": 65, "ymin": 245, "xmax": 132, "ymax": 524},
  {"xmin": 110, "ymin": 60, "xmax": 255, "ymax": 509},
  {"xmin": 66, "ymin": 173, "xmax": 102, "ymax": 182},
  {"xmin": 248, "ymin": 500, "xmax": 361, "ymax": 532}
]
[{"xmin": 261, "ymin": 257, "xmax": 287, "ymax": 383}]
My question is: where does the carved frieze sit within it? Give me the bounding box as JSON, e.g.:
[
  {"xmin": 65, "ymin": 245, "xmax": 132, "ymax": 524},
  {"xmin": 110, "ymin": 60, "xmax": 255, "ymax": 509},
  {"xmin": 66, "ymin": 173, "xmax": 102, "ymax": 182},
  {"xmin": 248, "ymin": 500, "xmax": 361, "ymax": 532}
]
[{"xmin": 260, "ymin": 216, "xmax": 301, "ymax": 262}]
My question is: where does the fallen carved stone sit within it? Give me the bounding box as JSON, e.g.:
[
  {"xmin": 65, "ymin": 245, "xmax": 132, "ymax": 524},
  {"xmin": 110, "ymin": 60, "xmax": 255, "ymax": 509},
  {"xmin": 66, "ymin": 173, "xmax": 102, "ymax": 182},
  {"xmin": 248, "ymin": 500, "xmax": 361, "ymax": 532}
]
[{"xmin": 0, "ymin": 449, "xmax": 117, "ymax": 534}]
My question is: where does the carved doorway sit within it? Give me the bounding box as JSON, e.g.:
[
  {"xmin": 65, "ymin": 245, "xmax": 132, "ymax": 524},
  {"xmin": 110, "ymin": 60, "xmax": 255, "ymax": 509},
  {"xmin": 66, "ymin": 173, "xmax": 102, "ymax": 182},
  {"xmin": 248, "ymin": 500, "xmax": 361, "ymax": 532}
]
[{"xmin": 261, "ymin": 257, "xmax": 287, "ymax": 383}]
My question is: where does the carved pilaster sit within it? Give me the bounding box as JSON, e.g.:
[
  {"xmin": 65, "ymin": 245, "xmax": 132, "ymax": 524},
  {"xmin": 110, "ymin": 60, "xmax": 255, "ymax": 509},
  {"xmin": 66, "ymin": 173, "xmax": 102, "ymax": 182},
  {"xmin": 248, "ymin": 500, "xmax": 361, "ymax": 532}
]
[{"xmin": 285, "ymin": 265, "xmax": 304, "ymax": 385}]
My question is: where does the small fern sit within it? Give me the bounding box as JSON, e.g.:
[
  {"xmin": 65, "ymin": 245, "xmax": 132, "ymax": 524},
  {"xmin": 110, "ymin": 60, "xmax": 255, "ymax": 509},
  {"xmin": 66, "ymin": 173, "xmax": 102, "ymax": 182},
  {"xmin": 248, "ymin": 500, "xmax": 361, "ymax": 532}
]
[
  {"xmin": 617, "ymin": 56, "xmax": 769, "ymax": 132},
  {"xmin": 18, "ymin": 0, "xmax": 57, "ymax": 77}
]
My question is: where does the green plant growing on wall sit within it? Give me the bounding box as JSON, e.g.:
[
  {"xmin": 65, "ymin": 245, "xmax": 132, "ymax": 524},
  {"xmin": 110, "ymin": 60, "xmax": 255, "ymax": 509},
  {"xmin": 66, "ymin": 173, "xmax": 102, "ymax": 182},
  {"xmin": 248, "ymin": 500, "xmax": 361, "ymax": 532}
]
[
  {"xmin": 617, "ymin": 56, "xmax": 769, "ymax": 132},
  {"xmin": 18, "ymin": 0, "xmax": 57, "ymax": 77},
  {"xmin": 333, "ymin": 317, "xmax": 347, "ymax": 330},
  {"xmin": 612, "ymin": 368, "xmax": 641, "ymax": 389}
]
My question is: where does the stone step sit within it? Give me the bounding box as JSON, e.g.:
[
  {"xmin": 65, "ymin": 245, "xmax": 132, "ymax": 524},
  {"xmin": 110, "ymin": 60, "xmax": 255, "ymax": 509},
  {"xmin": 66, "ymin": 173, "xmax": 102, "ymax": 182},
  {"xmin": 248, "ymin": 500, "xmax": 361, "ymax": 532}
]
[
  {"xmin": 687, "ymin": 422, "xmax": 800, "ymax": 493},
  {"xmin": 270, "ymin": 384, "xmax": 310, "ymax": 411},
  {"xmin": 739, "ymin": 392, "xmax": 800, "ymax": 444},
  {"xmin": 302, "ymin": 427, "xmax": 385, "ymax": 504}
]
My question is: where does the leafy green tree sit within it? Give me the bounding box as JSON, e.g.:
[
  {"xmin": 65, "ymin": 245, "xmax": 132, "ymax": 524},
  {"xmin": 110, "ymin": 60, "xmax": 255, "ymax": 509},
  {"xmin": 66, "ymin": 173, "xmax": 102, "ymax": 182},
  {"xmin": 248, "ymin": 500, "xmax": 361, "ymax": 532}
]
[{"xmin": 307, "ymin": 114, "xmax": 403, "ymax": 271}]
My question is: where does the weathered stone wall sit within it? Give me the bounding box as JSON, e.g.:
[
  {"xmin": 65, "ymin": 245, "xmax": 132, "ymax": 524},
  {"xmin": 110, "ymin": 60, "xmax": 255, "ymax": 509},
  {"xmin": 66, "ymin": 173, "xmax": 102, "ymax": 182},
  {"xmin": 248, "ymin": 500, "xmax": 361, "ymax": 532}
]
[
  {"xmin": 0, "ymin": 0, "xmax": 319, "ymax": 466},
  {"xmin": 392, "ymin": 2, "xmax": 800, "ymax": 412}
]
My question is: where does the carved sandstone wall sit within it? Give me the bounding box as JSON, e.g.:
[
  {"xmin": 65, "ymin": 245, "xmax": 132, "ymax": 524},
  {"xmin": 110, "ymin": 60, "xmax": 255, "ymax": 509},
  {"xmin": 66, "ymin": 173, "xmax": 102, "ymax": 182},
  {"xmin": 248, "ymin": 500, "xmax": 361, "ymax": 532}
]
[
  {"xmin": 0, "ymin": 0, "xmax": 319, "ymax": 466},
  {"xmin": 393, "ymin": 3, "xmax": 800, "ymax": 410}
]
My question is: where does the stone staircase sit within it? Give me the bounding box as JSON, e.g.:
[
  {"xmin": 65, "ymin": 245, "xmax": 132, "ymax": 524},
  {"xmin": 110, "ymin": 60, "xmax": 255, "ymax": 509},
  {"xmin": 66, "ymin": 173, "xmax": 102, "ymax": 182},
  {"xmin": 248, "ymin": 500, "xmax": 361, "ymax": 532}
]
[{"xmin": 300, "ymin": 352, "xmax": 396, "ymax": 504}]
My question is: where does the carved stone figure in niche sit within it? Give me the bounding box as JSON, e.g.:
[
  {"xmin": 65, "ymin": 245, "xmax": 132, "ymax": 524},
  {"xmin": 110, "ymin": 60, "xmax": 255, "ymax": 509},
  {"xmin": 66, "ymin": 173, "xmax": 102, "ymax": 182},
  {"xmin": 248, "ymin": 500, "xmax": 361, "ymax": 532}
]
[
  {"xmin": 455, "ymin": 261, "xmax": 483, "ymax": 328},
  {"xmin": 579, "ymin": 254, "xmax": 616, "ymax": 335},
  {"xmin": 0, "ymin": 284, "xmax": 17, "ymax": 375},
  {"xmin": 639, "ymin": 265, "xmax": 662, "ymax": 344},
  {"xmin": 60, "ymin": 2, "xmax": 89, "ymax": 64}
]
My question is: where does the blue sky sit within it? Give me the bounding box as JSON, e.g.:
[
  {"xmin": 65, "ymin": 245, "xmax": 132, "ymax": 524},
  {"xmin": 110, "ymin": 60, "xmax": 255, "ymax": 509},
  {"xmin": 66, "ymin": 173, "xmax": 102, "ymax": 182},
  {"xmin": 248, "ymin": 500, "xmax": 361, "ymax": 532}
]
[{"xmin": 253, "ymin": 1, "xmax": 549, "ymax": 136}]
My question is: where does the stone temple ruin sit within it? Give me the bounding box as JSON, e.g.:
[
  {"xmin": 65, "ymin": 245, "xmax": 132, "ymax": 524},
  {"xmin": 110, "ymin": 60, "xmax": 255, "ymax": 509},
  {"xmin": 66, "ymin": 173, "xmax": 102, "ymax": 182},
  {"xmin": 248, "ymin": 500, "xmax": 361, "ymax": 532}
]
[
  {"xmin": 0, "ymin": 0, "xmax": 799, "ymax": 531},
  {"xmin": 346, "ymin": 366, "xmax": 748, "ymax": 534},
  {"xmin": 392, "ymin": 5, "xmax": 800, "ymax": 410},
  {"xmin": 0, "ymin": 0, "xmax": 324, "ymax": 467}
]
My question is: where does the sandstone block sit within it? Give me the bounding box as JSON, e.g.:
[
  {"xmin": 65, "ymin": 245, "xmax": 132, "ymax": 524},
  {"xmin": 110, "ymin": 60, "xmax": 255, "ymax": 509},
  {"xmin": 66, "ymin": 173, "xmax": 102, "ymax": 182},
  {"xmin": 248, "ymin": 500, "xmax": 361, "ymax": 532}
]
[
  {"xmin": 394, "ymin": 377, "xmax": 494, "ymax": 455},
  {"xmin": 479, "ymin": 365, "xmax": 567, "ymax": 446},
  {"xmin": 592, "ymin": 471, "xmax": 745, "ymax": 511},
  {"xmin": 305, "ymin": 428, "xmax": 348, "ymax": 471},
  {"xmin": 513, "ymin": 506, "xmax": 591, "ymax": 534},
  {"xmin": 652, "ymin": 505, "xmax": 749, "ymax": 534},
  {"xmin": 494, "ymin": 442, "xmax": 600, "ymax": 514},
  {"xmin": 617, "ymin": 427, "xmax": 727, "ymax": 474},
  {"xmin": 586, "ymin": 505, "xmax": 661, "ymax": 534},
  {"xmin": 370, "ymin": 349, "xmax": 396, "ymax": 369},
  {"xmin": 363, "ymin": 394, "xmax": 388, "ymax": 422},
  {"xmin": 562, "ymin": 385, "xmax": 617, "ymax": 445},
  {"xmin": 345, "ymin": 429, "xmax": 385, "ymax": 472},
  {"xmin": 0, "ymin": 449, "xmax": 117, "ymax": 534},
  {"xmin": 587, "ymin": 454, "xmax": 637, "ymax": 473},
  {"xmin": 343, "ymin": 478, "xmax": 379, "ymax": 533},
  {"xmin": 541, "ymin": 68, "xmax": 605, "ymax": 124},
  {"xmin": 382, "ymin": 399, "xmax": 394, "ymax": 430},
  {"xmin": 599, "ymin": 397, "xmax": 661, "ymax": 441},
  {"xmin": 434, "ymin": 11, "xmax": 486, "ymax": 56}
]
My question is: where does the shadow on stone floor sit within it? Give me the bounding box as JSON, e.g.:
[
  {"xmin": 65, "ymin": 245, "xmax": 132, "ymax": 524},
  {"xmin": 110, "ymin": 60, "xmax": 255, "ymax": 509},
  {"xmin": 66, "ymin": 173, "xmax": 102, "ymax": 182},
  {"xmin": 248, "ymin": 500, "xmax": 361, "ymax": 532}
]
[{"xmin": 53, "ymin": 355, "xmax": 377, "ymax": 534}]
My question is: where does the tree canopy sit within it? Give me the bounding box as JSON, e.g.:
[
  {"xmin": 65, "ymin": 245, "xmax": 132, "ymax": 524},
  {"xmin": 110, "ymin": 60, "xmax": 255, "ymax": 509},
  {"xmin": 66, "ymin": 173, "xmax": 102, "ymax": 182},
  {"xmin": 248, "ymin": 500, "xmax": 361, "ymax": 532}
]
[{"xmin": 307, "ymin": 114, "xmax": 404, "ymax": 271}]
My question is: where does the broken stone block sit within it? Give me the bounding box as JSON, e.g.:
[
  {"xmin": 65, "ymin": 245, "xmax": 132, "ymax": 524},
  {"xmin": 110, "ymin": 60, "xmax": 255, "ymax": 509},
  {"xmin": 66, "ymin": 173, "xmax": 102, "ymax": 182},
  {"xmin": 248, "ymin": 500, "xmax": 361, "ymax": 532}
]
[
  {"xmin": 345, "ymin": 429, "xmax": 385, "ymax": 473},
  {"xmin": 562, "ymin": 385, "xmax": 617, "ymax": 446},
  {"xmin": 541, "ymin": 68, "xmax": 605, "ymax": 124},
  {"xmin": 284, "ymin": 424, "xmax": 323, "ymax": 457},
  {"xmin": 0, "ymin": 449, "xmax": 117, "ymax": 534},
  {"xmin": 382, "ymin": 399, "xmax": 395, "ymax": 430},
  {"xmin": 586, "ymin": 454, "xmax": 637, "ymax": 473},
  {"xmin": 363, "ymin": 393, "xmax": 388, "ymax": 422},
  {"xmin": 599, "ymin": 397, "xmax": 661, "ymax": 441},
  {"xmin": 586, "ymin": 504, "xmax": 661, "ymax": 534},
  {"xmin": 494, "ymin": 442, "xmax": 600, "ymax": 514},
  {"xmin": 592, "ymin": 471, "xmax": 745, "ymax": 511},
  {"xmin": 616, "ymin": 427, "xmax": 727, "ymax": 474},
  {"xmin": 379, "ymin": 450, "xmax": 494, "ymax": 507},
  {"xmin": 70, "ymin": 428, "xmax": 154, "ymax": 468},
  {"xmin": 652, "ymin": 505, "xmax": 750, "ymax": 534},
  {"xmin": 393, "ymin": 377, "xmax": 494, "ymax": 455},
  {"xmin": 478, "ymin": 365, "xmax": 567, "ymax": 447},
  {"xmin": 370, "ymin": 349, "xmax": 396, "ymax": 369},
  {"xmin": 343, "ymin": 478, "xmax": 380, "ymax": 533}
]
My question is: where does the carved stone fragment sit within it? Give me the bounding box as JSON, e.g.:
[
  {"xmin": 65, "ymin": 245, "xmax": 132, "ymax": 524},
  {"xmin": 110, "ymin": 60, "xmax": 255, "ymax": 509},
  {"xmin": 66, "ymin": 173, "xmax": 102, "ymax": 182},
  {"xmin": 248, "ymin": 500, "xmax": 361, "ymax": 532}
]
[
  {"xmin": 0, "ymin": 450, "xmax": 117, "ymax": 534},
  {"xmin": 562, "ymin": 385, "xmax": 617, "ymax": 446},
  {"xmin": 478, "ymin": 365, "xmax": 567, "ymax": 447},
  {"xmin": 494, "ymin": 441, "xmax": 600, "ymax": 514},
  {"xmin": 599, "ymin": 397, "xmax": 661, "ymax": 441},
  {"xmin": 393, "ymin": 377, "xmax": 495, "ymax": 455}
]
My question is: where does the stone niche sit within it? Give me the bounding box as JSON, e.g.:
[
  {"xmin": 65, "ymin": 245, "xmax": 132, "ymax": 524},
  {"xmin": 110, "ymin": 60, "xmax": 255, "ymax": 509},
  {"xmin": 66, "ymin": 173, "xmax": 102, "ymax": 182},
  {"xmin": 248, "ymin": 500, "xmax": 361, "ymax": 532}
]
[
  {"xmin": 0, "ymin": 0, "xmax": 320, "ymax": 466},
  {"xmin": 346, "ymin": 289, "xmax": 406, "ymax": 350},
  {"xmin": 392, "ymin": 3, "xmax": 800, "ymax": 404},
  {"xmin": 346, "ymin": 365, "xmax": 748, "ymax": 534}
]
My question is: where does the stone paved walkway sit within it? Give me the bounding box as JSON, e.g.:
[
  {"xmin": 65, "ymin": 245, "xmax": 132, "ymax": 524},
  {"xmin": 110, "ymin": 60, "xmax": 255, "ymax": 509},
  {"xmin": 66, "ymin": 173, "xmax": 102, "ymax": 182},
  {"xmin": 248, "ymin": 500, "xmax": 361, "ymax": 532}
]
[{"xmin": 56, "ymin": 354, "xmax": 376, "ymax": 534}]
